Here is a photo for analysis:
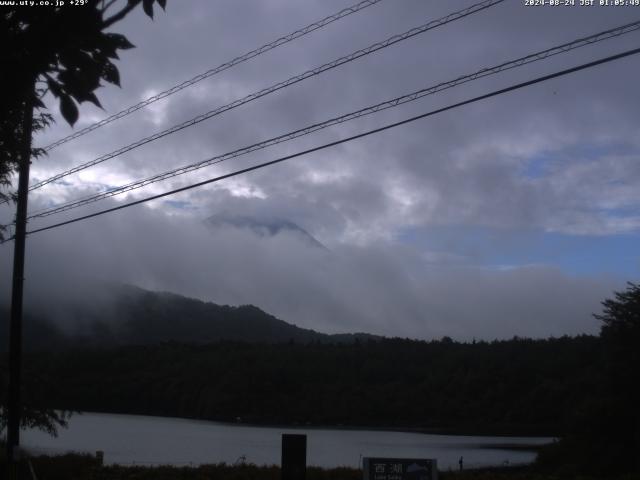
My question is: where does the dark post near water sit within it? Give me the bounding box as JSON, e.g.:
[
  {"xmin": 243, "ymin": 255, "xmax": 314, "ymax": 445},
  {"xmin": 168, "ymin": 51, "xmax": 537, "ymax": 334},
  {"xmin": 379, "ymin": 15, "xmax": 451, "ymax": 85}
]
[
  {"xmin": 281, "ymin": 434, "xmax": 307, "ymax": 480},
  {"xmin": 6, "ymin": 79, "xmax": 35, "ymax": 479}
]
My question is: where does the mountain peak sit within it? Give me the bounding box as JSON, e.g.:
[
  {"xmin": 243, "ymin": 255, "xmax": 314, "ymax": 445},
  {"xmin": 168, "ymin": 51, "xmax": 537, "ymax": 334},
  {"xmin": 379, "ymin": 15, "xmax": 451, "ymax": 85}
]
[{"xmin": 205, "ymin": 213, "xmax": 326, "ymax": 249}]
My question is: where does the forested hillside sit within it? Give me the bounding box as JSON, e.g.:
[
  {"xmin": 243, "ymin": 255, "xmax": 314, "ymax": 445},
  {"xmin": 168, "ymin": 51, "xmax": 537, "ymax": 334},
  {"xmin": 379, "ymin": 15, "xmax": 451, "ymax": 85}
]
[
  {"xmin": 0, "ymin": 285, "xmax": 377, "ymax": 349},
  {"xmin": 16, "ymin": 336, "xmax": 600, "ymax": 436}
]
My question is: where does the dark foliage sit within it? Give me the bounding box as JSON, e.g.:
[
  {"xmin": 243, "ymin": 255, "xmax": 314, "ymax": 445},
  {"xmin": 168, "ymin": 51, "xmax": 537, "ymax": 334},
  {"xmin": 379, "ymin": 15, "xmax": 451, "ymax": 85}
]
[
  {"xmin": 0, "ymin": 0, "xmax": 166, "ymax": 218},
  {"xmin": 537, "ymin": 283, "xmax": 640, "ymax": 476},
  {"xmin": 9, "ymin": 335, "xmax": 601, "ymax": 436},
  {"xmin": 0, "ymin": 447, "xmax": 101, "ymax": 480},
  {"xmin": 0, "ymin": 448, "xmax": 361, "ymax": 480}
]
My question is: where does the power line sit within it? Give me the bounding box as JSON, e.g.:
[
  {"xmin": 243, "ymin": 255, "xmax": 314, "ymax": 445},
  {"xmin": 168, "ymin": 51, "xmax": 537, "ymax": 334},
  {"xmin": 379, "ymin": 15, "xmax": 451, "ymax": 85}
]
[
  {"xmin": 19, "ymin": 46, "xmax": 640, "ymax": 239},
  {"xmin": 26, "ymin": 20, "xmax": 640, "ymax": 220},
  {"xmin": 25, "ymin": 0, "xmax": 505, "ymax": 193},
  {"xmin": 41, "ymin": 0, "xmax": 386, "ymax": 152}
]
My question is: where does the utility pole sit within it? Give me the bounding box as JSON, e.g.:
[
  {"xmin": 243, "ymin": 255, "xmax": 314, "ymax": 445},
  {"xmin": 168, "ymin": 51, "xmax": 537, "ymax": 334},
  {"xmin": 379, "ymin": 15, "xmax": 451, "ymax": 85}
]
[{"xmin": 6, "ymin": 79, "xmax": 35, "ymax": 479}]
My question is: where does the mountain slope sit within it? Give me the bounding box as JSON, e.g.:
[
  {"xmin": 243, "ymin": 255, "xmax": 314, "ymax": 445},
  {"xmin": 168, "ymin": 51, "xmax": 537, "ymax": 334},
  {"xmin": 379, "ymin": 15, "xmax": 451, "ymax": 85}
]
[{"xmin": 0, "ymin": 284, "xmax": 378, "ymax": 350}]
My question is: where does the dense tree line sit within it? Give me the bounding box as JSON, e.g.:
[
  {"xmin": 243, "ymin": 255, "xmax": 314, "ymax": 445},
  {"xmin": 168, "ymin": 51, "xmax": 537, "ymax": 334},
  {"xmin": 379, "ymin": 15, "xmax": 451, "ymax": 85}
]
[{"xmin": 12, "ymin": 335, "xmax": 602, "ymax": 436}]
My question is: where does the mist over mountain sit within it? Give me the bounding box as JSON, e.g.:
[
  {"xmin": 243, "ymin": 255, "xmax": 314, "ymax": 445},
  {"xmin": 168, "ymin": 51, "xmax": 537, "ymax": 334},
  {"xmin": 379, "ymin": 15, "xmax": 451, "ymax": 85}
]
[
  {"xmin": 0, "ymin": 284, "xmax": 378, "ymax": 350},
  {"xmin": 0, "ymin": 203, "xmax": 618, "ymax": 341}
]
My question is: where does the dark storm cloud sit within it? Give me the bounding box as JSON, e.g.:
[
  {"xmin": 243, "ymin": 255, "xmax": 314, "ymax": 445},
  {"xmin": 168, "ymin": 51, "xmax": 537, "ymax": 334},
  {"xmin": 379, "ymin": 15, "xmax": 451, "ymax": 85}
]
[
  {"xmin": 31, "ymin": 0, "xmax": 640, "ymax": 235},
  {"xmin": 2, "ymin": 0, "xmax": 639, "ymax": 339}
]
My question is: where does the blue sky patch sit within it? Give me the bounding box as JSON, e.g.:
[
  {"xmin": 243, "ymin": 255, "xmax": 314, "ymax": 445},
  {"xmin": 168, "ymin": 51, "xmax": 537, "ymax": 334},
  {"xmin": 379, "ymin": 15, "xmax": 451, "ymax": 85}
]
[
  {"xmin": 520, "ymin": 142, "xmax": 634, "ymax": 180},
  {"xmin": 398, "ymin": 224, "xmax": 639, "ymax": 278}
]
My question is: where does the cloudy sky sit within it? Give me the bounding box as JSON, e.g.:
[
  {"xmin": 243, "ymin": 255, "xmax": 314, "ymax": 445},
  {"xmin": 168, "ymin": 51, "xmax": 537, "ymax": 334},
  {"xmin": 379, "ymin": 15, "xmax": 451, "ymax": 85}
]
[{"xmin": 2, "ymin": 0, "xmax": 640, "ymax": 340}]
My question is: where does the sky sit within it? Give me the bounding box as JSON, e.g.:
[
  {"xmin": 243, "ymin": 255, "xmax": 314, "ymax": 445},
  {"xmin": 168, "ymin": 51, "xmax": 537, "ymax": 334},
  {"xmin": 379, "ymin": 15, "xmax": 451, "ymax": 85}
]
[{"xmin": 1, "ymin": 0, "xmax": 640, "ymax": 340}]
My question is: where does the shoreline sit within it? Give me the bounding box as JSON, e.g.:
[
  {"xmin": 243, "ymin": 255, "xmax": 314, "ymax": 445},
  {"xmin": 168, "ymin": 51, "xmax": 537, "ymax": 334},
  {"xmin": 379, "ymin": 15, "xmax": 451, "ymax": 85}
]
[{"xmin": 71, "ymin": 410, "xmax": 557, "ymax": 439}]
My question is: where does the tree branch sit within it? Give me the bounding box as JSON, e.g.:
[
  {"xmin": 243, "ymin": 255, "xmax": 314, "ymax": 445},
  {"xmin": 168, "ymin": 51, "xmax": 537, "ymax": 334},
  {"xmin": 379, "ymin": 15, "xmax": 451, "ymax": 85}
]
[{"xmin": 101, "ymin": 0, "xmax": 119, "ymax": 14}]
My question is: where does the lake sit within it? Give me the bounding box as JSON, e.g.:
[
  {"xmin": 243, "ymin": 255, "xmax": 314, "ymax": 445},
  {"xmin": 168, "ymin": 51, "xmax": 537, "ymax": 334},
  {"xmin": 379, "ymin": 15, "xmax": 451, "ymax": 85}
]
[{"xmin": 22, "ymin": 413, "xmax": 552, "ymax": 470}]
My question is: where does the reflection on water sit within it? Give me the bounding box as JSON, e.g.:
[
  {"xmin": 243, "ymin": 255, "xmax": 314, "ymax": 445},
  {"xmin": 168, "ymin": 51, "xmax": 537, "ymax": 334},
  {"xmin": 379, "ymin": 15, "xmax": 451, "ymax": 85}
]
[{"xmin": 22, "ymin": 412, "xmax": 552, "ymax": 470}]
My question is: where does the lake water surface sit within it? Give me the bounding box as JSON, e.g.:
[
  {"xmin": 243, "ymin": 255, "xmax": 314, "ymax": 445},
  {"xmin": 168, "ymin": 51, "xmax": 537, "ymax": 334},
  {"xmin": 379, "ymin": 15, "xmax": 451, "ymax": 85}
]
[{"xmin": 22, "ymin": 413, "xmax": 552, "ymax": 470}]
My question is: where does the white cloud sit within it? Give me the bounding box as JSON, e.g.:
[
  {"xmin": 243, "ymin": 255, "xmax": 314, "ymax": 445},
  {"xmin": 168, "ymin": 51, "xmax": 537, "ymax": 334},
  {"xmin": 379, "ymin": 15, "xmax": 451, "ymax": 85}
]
[{"xmin": 2, "ymin": 0, "xmax": 639, "ymax": 339}]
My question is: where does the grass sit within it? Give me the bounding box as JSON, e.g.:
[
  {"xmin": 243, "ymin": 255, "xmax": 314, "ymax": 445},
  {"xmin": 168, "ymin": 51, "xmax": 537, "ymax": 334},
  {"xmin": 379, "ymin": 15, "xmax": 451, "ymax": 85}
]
[
  {"xmin": 1, "ymin": 454, "xmax": 361, "ymax": 480},
  {"xmin": 1, "ymin": 448, "xmax": 639, "ymax": 480}
]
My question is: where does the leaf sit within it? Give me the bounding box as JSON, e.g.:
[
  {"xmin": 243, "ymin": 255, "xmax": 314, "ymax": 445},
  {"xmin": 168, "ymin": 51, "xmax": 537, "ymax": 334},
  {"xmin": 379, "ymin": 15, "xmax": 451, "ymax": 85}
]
[
  {"xmin": 98, "ymin": 46, "xmax": 119, "ymax": 60},
  {"xmin": 59, "ymin": 49, "xmax": 95, "ymax": 72},
  {"xmin": 104, "ymin": 33, "xmax": 135, "ymax": 50},
  {"xmin": 58, "ymin": 61, "xmax": 100, "ymax": 94},
  {"xmin": 60, "ymin": 95, "xmax": 78, "ymax": 126},
  {"xmin": 84, "ymin": 92, "xmax": 103, "ymax": 109},
  {"xmin": 73, "ymin": 90, "xmax": 103, "ymax": 109},
  {"xmin": 143, "ymin": 0, "xmax": 154, "ymax": 18},
  {"xmin": 31, "ymin": 147, "xmax": 47, "ymax": 159},
  {"xmin": 101, "ymin": 61, "xmax": 121, "ymax": 87},
  {"xmin": 46, "ymin": 77, "xmax": 63, "ymax": 98},
  {"xmin": 156, "ymin": 0, "xmax": 166, "ymax": 10}
]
